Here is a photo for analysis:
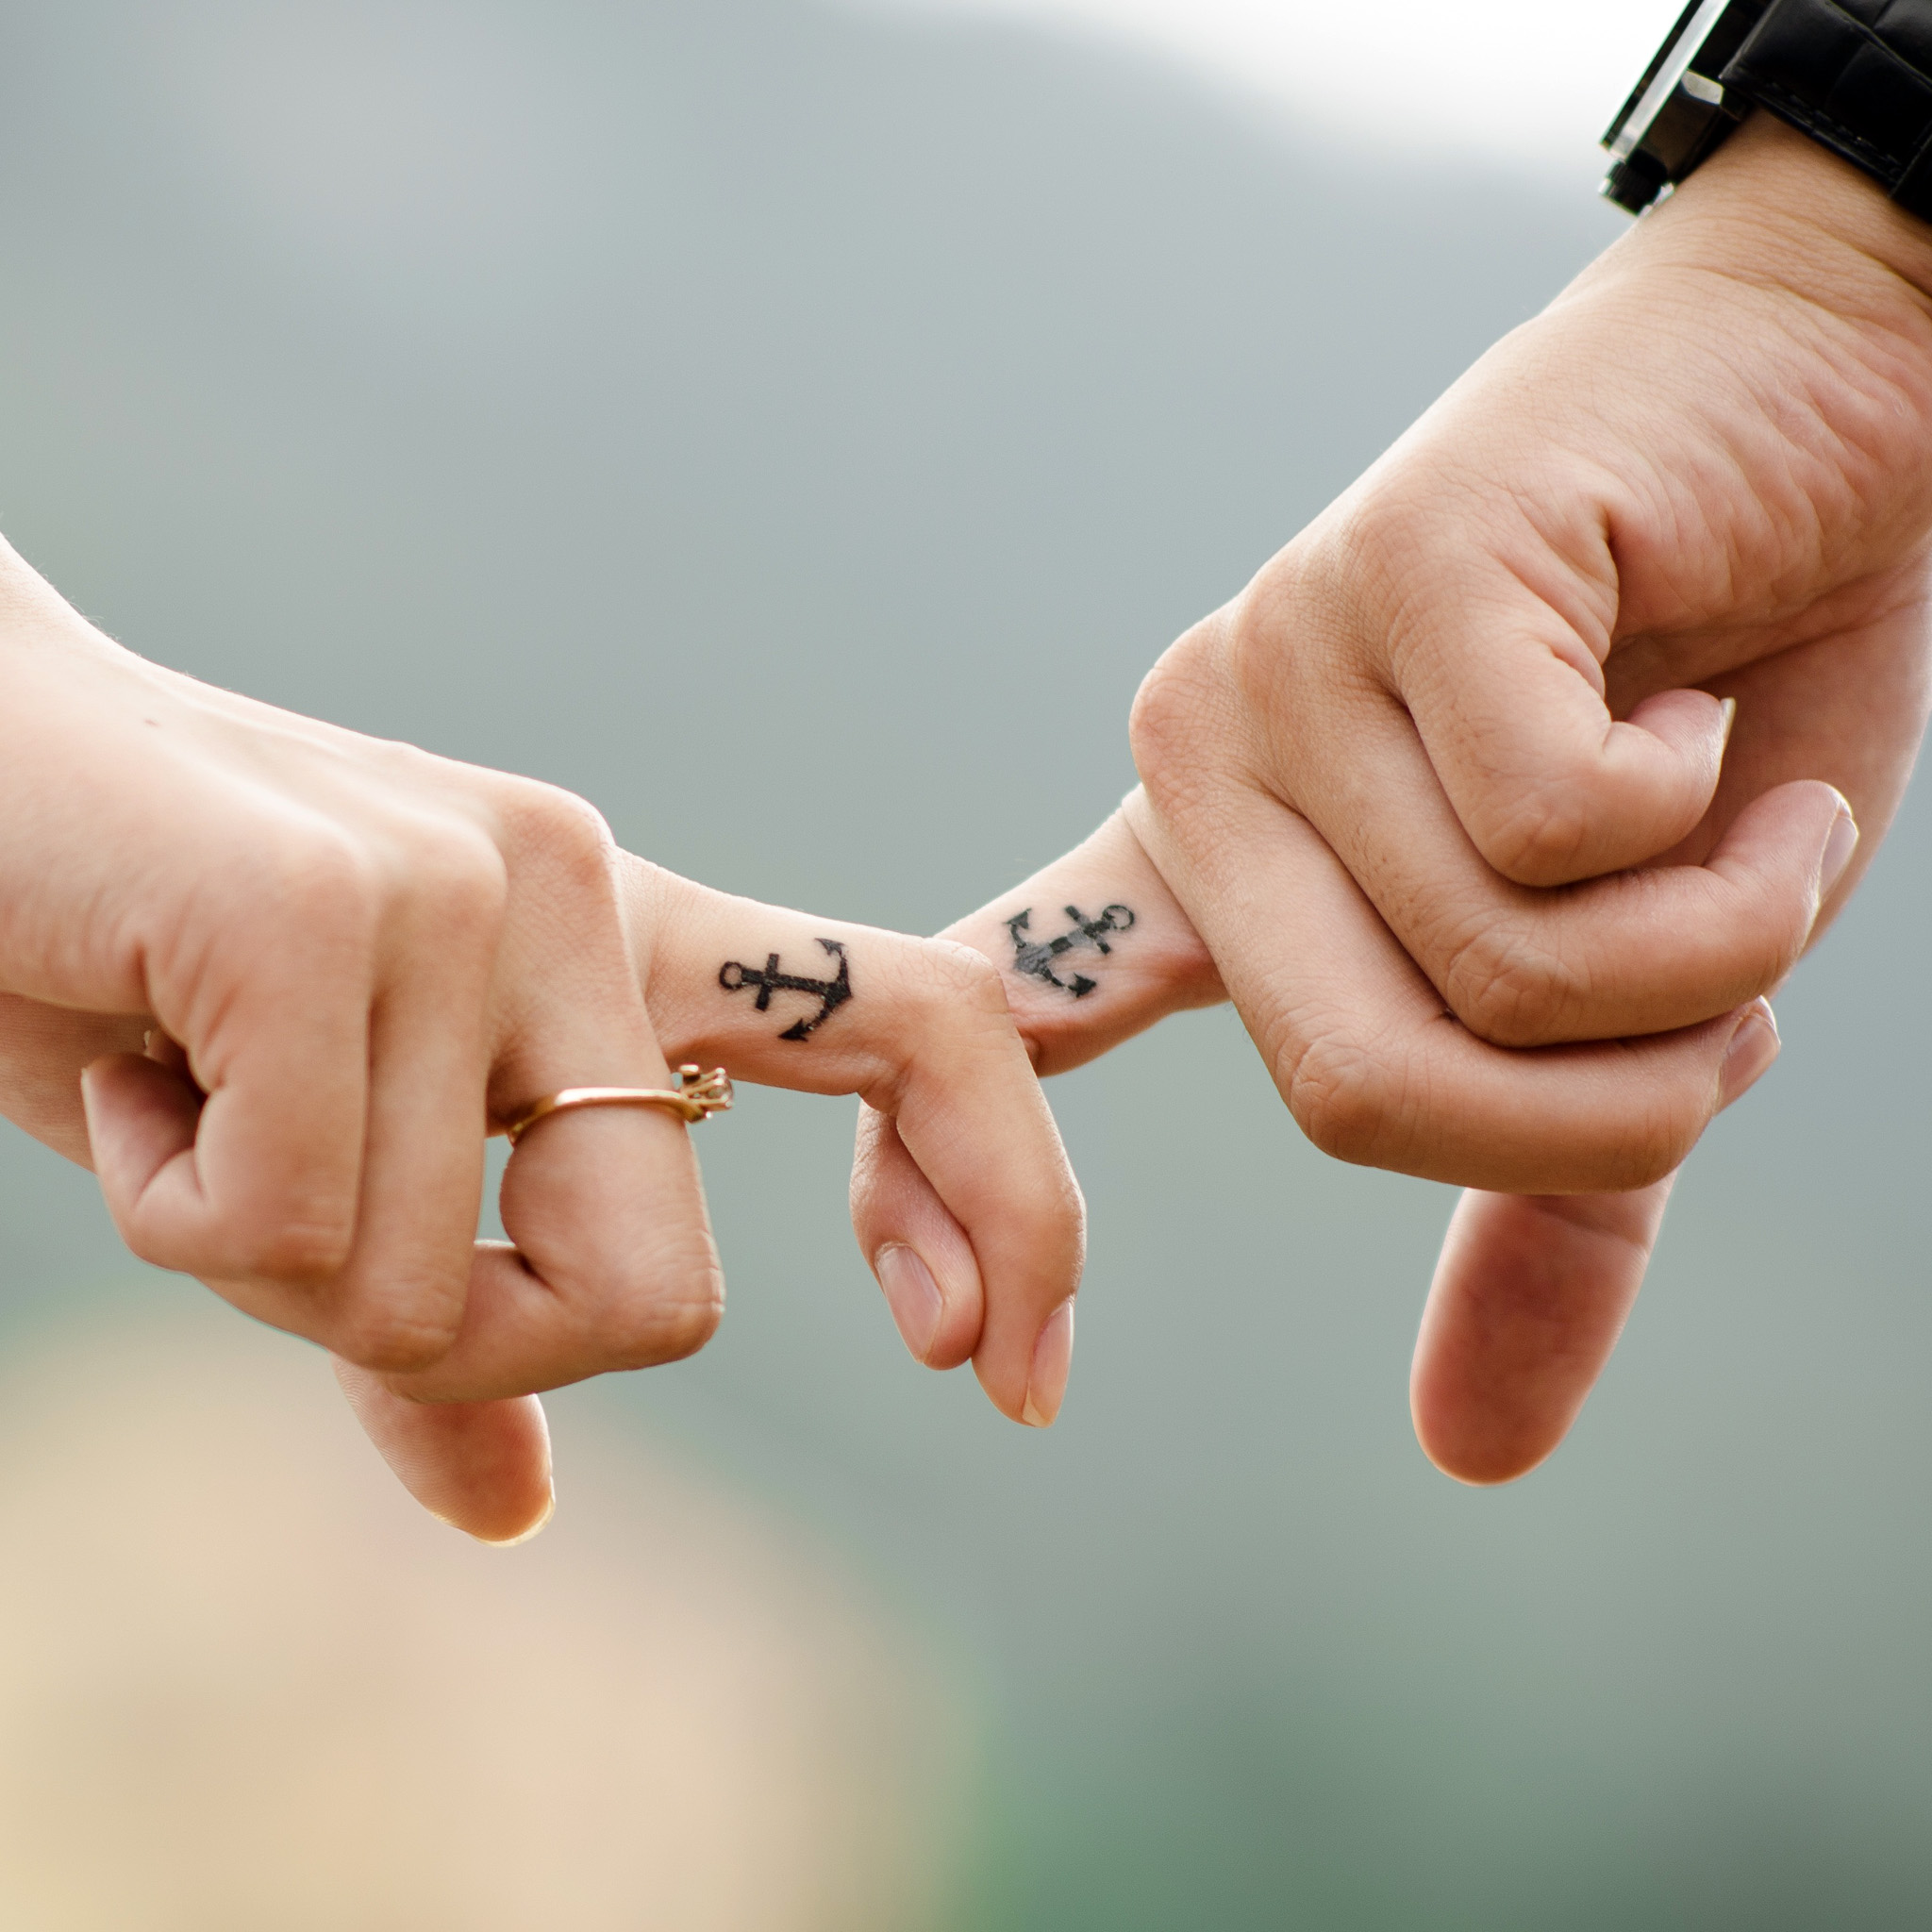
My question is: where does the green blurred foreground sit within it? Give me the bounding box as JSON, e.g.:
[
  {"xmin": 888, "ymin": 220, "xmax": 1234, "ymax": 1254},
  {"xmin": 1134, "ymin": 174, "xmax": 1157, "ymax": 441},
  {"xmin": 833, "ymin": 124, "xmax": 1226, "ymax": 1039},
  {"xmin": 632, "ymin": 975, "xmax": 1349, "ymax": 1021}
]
[{"xmin": 0, "ymin": 2, "xmax": 1929, "ymax": 1924}]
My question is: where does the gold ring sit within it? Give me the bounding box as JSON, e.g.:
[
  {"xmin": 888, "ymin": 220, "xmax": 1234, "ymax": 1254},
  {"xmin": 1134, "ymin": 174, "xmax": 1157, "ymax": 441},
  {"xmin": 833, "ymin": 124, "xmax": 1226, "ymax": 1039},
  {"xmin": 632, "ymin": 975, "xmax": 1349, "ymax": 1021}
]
[{"xmin": 502, "ymin": 1065, "xmax": 733, "ymax": 1145}]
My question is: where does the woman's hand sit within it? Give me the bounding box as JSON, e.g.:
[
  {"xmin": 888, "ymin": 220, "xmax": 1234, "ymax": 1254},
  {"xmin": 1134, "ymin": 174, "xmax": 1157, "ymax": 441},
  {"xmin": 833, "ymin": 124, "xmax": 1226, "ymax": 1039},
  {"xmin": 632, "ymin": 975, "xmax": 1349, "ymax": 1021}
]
[
  {"xmin": 0, "ymin": 534, "xmax": 733, "ymax": 1541},
  {"xmin": 0, "ymin": 534, "xmax": 1084, "ymax": 1538},
  {"xmin": 346, "ymin": 861, "xmax": 1086, "ymax": 1532}
]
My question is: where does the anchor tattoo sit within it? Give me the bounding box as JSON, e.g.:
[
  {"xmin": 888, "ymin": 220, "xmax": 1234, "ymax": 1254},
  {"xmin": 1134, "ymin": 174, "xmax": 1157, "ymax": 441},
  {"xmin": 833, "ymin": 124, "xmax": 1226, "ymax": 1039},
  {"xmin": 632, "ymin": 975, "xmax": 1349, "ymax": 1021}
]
[
  {"xmin": 1005, "ymin": 904, "xmax": 1135, "ymax": 997},
  {"xmin": 718, "ymin": 938, "xmax": 853, "ymax": 1041}
]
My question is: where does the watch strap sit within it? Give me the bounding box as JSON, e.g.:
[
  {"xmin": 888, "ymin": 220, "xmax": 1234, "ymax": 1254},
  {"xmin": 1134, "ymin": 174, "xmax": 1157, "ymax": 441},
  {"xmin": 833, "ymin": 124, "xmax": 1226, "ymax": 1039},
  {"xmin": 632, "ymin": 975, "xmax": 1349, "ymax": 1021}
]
[
  {"xmin": 1603, "ymin": 0, "xmax": 1932, "ymax": 218},
  {"xmin": 1722, "ymin": 0, "xmax": 1932, "ymax": 218}
]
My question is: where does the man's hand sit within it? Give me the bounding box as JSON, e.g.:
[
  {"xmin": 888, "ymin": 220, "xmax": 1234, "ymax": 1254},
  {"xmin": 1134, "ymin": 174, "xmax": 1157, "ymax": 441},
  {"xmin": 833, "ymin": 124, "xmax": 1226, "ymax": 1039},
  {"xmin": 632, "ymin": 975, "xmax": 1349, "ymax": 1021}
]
[
  {"xmin": 876, "ymin": 114, "xmax": 1931, "ymax": 1485},
  {"xmin": 1127, "ymin": 113, "xmax": 1932, "ymax": 1193},
  {"xmin": 850, "ymin": 808, "xmax": 1722, "ymax": 1484},
  {"xmin": 866, "ymin": 114, "xmax": 1932, "ymax": 1489}
]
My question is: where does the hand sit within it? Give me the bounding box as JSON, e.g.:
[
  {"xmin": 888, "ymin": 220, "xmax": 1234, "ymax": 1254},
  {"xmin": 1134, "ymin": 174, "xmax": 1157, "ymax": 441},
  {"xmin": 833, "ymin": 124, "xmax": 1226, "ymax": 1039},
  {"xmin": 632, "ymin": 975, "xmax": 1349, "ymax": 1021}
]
[
  {"xmin": 1125, "ymin": 113, "xmax": 1932, "ymax": 1194},
  {"xmin": 861, "ymin": 118, "xmax": 1932, "ymax": 1481},
  {"xmin": 850, "ymin": 808, "xmax": 1205, "ymax": 1421},
  {"xmin": 851, "ymin": 808, "xmax": 1721, "ymax": 1483},
  {"xmin": 0, "ymin": 536, "xmax": 1080, "ymax": 1537},
  {"xmin": 0, "ymin": 529, "xmax": 718, "ymax": 1541},
  {"xmin": 344, "ymin": 861, "xmax": 1084, "ymax": 1529}
]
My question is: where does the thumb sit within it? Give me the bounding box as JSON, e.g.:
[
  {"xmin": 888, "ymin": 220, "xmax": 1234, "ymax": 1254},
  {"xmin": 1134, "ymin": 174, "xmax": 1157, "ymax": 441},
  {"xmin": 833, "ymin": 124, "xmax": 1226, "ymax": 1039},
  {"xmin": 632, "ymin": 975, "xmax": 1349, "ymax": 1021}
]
[
  {"xmin": 332, "ymin": 1358, "xmax": 555, "ymax": 1543},
  {"xmin": 1408, "ymin": 993, "xmax": 1780, "ymax": 1481},
  {"xmin": 1410, "ymin": 1177, "xmax": 1675, "ymax": 1485}
]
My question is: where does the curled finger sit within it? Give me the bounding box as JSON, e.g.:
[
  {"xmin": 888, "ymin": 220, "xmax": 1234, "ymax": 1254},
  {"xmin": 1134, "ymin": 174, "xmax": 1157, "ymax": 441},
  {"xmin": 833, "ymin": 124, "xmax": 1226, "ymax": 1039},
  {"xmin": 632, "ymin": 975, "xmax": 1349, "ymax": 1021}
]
[{"xmin": 1125, "ymin": 776, "xmax": 1781, "ymax": 1191}]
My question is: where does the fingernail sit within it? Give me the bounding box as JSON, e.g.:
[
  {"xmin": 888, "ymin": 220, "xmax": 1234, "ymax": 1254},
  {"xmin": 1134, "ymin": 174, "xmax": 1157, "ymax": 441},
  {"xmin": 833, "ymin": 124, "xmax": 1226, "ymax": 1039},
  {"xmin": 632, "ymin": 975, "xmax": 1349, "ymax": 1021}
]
[
  {"xmin": 1718, "ymin": 694, "xmax": 1738, "ymax": 748},
  {"xmin": 1717, "ymin": 999, "xmax": 1780, "ymax": 1112},
  {"xmin": 875, "ymin": 1245, "xmax": 943, "ymax": 1364},
  {"xmin": 1819, "ymin": 805, "xmax": 1859, "ymax": 901},
  {"xmin": 1021, "ymin": 1298, "xmax": 1075, "ymax": 1428}
]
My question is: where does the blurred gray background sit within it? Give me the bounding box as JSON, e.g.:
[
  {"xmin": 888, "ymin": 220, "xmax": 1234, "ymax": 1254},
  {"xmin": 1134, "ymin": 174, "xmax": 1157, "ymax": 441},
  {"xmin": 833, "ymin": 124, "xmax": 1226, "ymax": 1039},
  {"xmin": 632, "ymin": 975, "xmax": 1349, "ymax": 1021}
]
[{"xmin": 1, "ymin": 0, "xmax": 1929, "ymax": 1924}]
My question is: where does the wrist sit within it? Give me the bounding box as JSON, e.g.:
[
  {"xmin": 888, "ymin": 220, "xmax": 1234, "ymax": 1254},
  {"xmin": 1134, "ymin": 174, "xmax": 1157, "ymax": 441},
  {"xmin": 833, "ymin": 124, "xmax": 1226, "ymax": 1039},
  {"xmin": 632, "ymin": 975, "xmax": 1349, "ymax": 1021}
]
[{"xmin": 1641, "ymin": 113, "xmax": 1932, "ymax": 317}]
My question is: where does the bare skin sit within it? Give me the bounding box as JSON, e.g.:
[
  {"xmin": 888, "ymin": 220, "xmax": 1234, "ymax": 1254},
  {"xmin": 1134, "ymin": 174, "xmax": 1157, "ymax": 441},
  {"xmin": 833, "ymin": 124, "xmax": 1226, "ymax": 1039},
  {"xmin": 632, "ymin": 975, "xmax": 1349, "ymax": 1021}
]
[
  {"xmin": 859, "ymin": 116, "xmax": 1932, "ymax": 1485},
  {"xmin": 11, "ymin": 119, "xmax": 1931, "ymax": 1527},
  {"xmin": 0, "ymin": 541, "xmax": 1082, "ymax": 1540}
]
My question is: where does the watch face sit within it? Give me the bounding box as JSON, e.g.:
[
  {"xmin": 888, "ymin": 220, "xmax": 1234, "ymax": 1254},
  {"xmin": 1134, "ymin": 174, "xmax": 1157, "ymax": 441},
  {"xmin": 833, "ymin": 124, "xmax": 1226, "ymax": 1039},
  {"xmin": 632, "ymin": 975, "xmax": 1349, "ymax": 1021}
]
[{"xmin": 1602, "ymin": 0, "xmax": 1767, "ymax": 213}]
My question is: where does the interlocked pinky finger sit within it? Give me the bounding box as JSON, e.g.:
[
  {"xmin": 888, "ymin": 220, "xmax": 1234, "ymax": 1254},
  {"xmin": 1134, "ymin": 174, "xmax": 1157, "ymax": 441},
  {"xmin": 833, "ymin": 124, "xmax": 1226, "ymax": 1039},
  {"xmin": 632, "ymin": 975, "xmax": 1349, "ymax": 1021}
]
[{"xmin": 620, "ymin": 858, "xmax": 1085, "ymax": 1424}]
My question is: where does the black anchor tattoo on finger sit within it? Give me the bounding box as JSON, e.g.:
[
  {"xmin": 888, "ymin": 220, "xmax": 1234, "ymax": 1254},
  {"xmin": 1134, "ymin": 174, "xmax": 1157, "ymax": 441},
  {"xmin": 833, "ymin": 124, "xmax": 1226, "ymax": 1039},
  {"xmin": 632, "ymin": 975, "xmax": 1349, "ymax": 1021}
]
[
  {"xmin": 719, "ymin": 938, "xmax": 853, "ymax": 1041},
  {"xmin": 1005, "ymin": 904, "xmax": 1135, "ymax": 997}
]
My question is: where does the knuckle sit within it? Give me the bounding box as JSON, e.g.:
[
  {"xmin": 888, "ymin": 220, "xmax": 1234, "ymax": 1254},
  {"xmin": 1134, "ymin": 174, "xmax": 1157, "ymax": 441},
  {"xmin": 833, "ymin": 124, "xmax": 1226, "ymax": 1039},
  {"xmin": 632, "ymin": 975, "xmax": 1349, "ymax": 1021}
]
[
  {"xmin": 329, "ymin": 1299, "xmax": 465, "ymax": 1375},
  {"xmin": 633, "ymin": 1286, "xmax": 724, "ymax": 1367},
  {"xmin": 223, "ymin": 1208, "xmax": 358, "ymax": 1290},
  {"xmin": 1131, "ymin": 548, "xmax": 1371, "ymax": 822},
  {"xmin": 1221, "ymin": 597, "xmax": 1277, "ymax": 717},
  {"xmin": 863, "ymin": 941, "xmax": 1023, "ymax": 1112},
  {"xmin": 1600, "ymin": 1088, "xmax": 1702, "ymax": 1192},
  {"xmin": 496, "ymin": 778, "xmax": 619, "ymax": 886},
  {"xmin": 264, "ymin": 825, "xmax": 384, "ymax": 955},
  {"xmin": 1469, "ymin": 777, "xmax": 1597, "ymax": 889},
  {"xmin": 406, "ymin": 819, "xmax": 510, "ymax": 941},
  {"xmin": 1439, "ymin": 917, "xmax": 1575, "ymax": 1047},
  {"xmin": 1128, "ymin": 616, "xmax": 1237, "ymax": 805},
  {"xmin": 1623, "ymin": 1127, "xmax": 1693, "ymax": 1191},
  {"xmin": 1222, "ymin": 548, "xmax": 1335, "ymax": 713},
  {"xmin": 598, "ymin": 1228, "xmax": 726, "ymax": 1370},
  {"xmin": 917, "ymin": 939, "xmax": 1008, "ymax": 1017},
  {"xmin": 1278, "ymin": 1027, "xmax": 1400, "ymax": 1168}
]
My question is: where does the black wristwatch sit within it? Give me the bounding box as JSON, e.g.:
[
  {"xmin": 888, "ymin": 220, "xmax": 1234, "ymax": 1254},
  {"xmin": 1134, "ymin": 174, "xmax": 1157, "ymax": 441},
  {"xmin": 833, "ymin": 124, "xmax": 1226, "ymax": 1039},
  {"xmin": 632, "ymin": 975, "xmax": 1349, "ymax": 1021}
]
[{"xmin": 1603, "ymin": 0, "xmax": 1932, "ymax": 219}]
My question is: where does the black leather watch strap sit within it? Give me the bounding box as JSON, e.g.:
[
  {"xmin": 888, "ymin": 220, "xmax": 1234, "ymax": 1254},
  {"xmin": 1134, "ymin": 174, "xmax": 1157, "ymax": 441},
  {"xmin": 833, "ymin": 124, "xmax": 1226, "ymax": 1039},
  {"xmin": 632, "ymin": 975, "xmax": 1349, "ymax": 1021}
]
[
  {"xmin": 1603, "ymin": 0, "xmax": 1932, "ymax": 218},
  {"xmin": 1725, "ymin": 0, "xmax": 1932, "ymax": 214}
]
